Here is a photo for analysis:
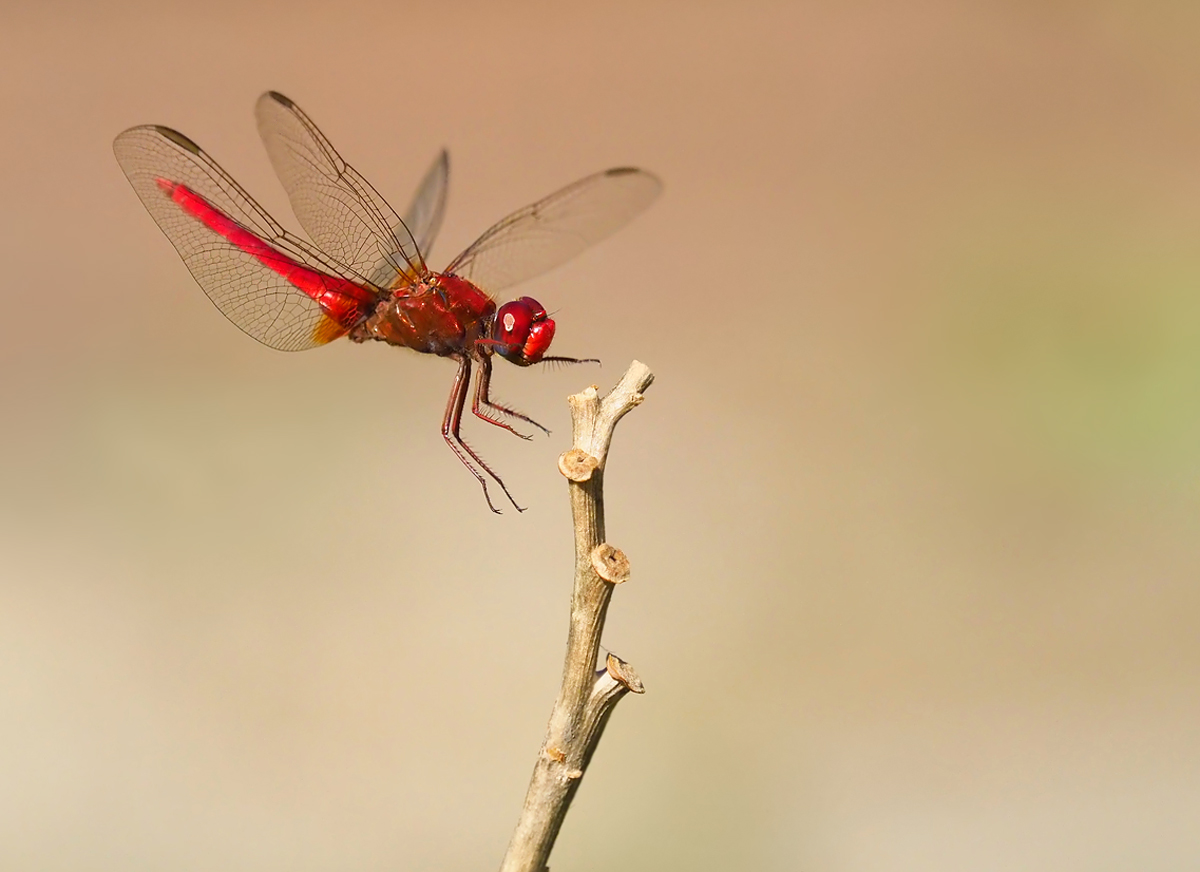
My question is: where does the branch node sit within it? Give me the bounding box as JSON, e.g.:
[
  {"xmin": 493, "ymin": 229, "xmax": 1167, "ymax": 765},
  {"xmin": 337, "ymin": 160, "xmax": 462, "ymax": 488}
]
[
  {"xmin": 605, "ymin": 652, "xmax": 645, "ymax": 694},
  {"xmin": 558, "ymin": 448, "xmax": 599, "ymax": 482},
  {"xmin": 590, "ymin": 543, "xmax": 630, "ymax": 584}
]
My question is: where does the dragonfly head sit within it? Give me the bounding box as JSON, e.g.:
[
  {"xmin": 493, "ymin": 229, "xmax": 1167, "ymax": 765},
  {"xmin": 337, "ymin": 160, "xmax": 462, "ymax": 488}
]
[{"xmin": 491, "ymin": 296, "xmax": 556, "ymax": 366}]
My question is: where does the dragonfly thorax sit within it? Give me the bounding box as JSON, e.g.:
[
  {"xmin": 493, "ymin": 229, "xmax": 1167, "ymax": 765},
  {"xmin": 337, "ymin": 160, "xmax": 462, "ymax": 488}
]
[{"xmin": 349, "ymin": 272, "xmax": 495, "ymax": 356}]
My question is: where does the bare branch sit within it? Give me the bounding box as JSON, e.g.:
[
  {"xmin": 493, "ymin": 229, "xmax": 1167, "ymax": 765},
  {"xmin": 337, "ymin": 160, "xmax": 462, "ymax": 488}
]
[{"xmin": 499, "ymin": 360, "xmax": 653, "ymax": 872}]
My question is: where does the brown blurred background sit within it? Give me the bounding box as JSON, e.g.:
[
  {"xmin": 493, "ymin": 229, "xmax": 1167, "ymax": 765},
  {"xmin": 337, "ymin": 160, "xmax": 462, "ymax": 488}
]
[{"xmin": 2, "ymin": 0, "xmax": 1199, "ymax": 869}]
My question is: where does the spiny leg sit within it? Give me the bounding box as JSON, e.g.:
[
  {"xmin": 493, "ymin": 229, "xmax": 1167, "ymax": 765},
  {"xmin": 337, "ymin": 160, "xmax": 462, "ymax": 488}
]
[
  {"xmin": 472, "ymin": 354, "xmax": 550, "ymax": 439},
  {"xmin": 442, "ymin": 355, "xmax": 497, "ymax": 512},
  {"xmin": 442, "ymin": 355, "xmax": 524, "ymax": 513}
]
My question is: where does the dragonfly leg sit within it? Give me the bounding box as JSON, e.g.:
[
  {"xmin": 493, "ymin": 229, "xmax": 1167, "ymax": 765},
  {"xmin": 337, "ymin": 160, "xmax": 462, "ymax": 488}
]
[
  {"xmin": 443, "ymin": 355, "xmax": 524, "ymax": 513},
  {"xmin": 471, "ymin": 354, "xmax": 550, "ymax": 439}
]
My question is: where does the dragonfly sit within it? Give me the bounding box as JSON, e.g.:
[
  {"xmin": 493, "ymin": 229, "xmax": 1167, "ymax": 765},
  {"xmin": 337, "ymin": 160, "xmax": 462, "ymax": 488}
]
[{"xmin": 113, "ymin": 91, "xmax": 661, "ymax": 512}]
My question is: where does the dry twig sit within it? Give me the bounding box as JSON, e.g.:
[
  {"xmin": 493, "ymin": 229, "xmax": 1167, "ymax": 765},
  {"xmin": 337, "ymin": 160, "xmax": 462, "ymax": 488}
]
[{"xmin": 499, "ymin": 360, "xmax": 654, "ymax": 872}]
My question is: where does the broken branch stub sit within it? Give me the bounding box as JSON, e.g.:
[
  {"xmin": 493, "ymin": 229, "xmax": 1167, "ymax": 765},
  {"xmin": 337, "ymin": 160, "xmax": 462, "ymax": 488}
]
[
  {"xmin": 558, "ymin": 448, "xmax": 599, "ymax": 482},
  {"xmin": 591, "ymin": 543, "xmax": 630, "ymax": 584}
]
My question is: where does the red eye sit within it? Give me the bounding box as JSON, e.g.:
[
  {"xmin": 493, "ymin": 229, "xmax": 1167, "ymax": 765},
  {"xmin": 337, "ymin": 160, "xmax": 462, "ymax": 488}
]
[
  {"xmin": 496, "ymin": 300, "xmax": 533, "ymax": 345},
  {"xmin": 494, "ymin": 297, "xmax": 554, "ymax": 365},
  {"xmin": 514, "ymin": 296, "xmax": 546, "ymax": 320}
]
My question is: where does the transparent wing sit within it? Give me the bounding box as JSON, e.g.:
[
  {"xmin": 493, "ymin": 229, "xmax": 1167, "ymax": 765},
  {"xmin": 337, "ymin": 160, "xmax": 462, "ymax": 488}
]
[
  {"xmin": 404, "ymin": 149, "xmax": 449, "ymax": 262},
  {"xmin": 255, "ymin": 91, "xmax": 425, "ymax": 286},
  {"xmin": 445, "ymin": 167, "xmax": 661, "ymax": 293},
  {"xmin": 368, "ymin": 149, "xmax": 449, "ymax": 288},
  {"xmin": 113, "ymin": 125, "xmax": 379, "ymax": 351}
]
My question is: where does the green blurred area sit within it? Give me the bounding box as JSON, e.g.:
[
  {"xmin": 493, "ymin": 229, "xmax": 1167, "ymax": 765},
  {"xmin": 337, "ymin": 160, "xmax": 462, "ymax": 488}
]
[{"xmin": 927, "ymin": 199, "xmax": 1200, "ymax": 483}]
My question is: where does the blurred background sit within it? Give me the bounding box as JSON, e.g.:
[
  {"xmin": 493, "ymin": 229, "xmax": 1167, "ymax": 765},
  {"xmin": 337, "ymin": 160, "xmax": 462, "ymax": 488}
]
[{"xmin": 2, "ymin": 1, "xmax": 1199, "ymax": 869}]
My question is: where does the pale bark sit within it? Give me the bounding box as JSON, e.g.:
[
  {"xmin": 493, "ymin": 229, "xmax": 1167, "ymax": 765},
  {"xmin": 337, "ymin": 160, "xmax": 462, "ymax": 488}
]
[{"xmin": 499, "ymin": 361, "xmax": 654, "ymax": 872}]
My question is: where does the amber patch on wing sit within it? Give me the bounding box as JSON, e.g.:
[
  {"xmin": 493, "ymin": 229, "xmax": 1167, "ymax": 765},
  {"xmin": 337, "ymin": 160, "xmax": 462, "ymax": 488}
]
[{"xmin": 312, "ymin": 314, "xmax": 350, "ymax": 345}]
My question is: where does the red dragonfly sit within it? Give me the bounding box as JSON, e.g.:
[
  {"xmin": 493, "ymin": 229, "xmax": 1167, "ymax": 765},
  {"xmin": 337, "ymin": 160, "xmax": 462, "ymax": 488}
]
[{"xmin": 113, "ymin": 92, "xmax": 660, "ymax": 512}]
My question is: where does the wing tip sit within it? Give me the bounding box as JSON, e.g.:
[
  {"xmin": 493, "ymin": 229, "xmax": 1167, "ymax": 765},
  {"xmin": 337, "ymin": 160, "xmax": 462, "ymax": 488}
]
[
  {"xmin": 152, "ymin": 126, "xmax": 203, "ymax": 155},
  {"xmin": 113, "ymin": 125, "xmax": 203, "ymax": 160},
  {"xmin": 265, "ymin": 90, "xmax": 294, "ymax": 108},
  {"xmin": 606, "ymin": 166, "xmax": 663, "ymax": 196}
]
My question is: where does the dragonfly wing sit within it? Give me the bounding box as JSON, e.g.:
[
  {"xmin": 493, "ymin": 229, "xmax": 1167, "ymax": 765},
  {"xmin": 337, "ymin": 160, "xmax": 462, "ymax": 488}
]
[
  {"xmin": 368, "ymin": 149, "xmax": 449, "ymax": 288},
  {"xmin": 255, "ymin": 91, "xmax": 424, "ymax": 285},
  {"xmin": 113, "ymin": 125, "xmax": 379, "ymax": 351},
  {"xmin": 404, "ymin": 149, "xmax": 449, "ymax": 262},
  {"xmin": 445, "ymin": 167, "xmax": 661, "ymax": 293}
]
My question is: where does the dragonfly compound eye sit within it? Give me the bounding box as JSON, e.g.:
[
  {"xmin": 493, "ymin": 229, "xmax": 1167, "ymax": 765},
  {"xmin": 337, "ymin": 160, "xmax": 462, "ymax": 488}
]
[{"xmin": 495, "ymin": 297, "xmax": 555, "ymax": 365}]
